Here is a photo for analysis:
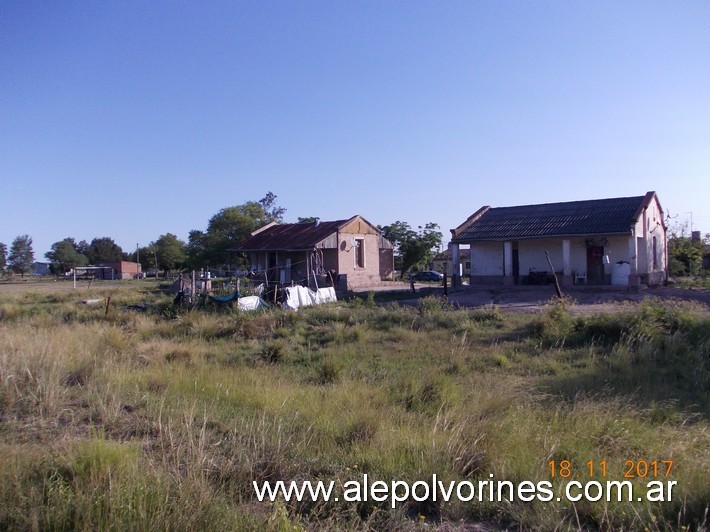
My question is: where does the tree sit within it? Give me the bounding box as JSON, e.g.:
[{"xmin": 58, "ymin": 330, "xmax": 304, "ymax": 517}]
[
  {"xmin": 45, "ymin": 238, "xmax": 88, "ymax": 275},
  {"xmin": 76, "ymin": 240, "xmax": 90, "ymax": 257},
  {"xmin": 667, "ymin": 223, "xmax": 705, "ymax": 277},
  {"xmin": 133, "ymin": 245, "xmax": 155, "ymax": 272},
  {"xmin": 187, "ymin": 192, "xmax": 285, "ymax": 269},
  {"xmin": 0, "ymin": 242, "xmax": 6, "ymax": 273},
  {"xmin": 297, "ymin": 217, "xmax": 320, "ymax": 223},
  {"xmin": 85, "ymin": 237, "xmax": 124, "ymax": 264},
  {"xmin": 152, "ymin": 233, "xmax": 187, "ymax": 276},
  {"xmin": 8, "ymin": 234, "xmax": 34, "ymax": 278},
  {"xmin": 259, "ymin": 191, "xmax": 286, "ymax": 222},
  {"xmin": 379, "ymin": 221, "xmax": 443, "ymax": 276}
]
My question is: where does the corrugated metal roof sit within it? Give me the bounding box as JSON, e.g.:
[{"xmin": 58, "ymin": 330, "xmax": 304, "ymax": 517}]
[
  {"xmin": 452, "ymin": 195, "xmax": 650, "ymax": 242},
  {"xmin": 233, "ymin": 220, "xmax": 349, "ymax": 251}
]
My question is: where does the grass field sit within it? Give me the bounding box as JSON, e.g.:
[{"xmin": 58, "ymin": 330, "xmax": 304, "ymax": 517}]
[{"xmin": 0, "ymin": 280, "xmax": 708, "ymax": 530}]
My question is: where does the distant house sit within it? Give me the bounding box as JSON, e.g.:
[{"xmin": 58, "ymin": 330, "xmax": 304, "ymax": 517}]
[
  {"xmin": 450, "ymin": 192, "xmax": 667, "ymax": 287},
  {"xmin": 431, "ymin": 248, "xmax": 471, "ymax": 276},
  {"xmin": 31, "ymin": 262, "xmax": 52, "ymax": 276},
  {"xmin": 232, "ymin": 215, "xmax": 394, "ymax": 289},
  {"xmin": 95, "ymin": 261, "xmax": 142, "ymax": 280}
]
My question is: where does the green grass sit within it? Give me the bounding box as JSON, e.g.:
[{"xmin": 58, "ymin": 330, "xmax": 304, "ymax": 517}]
[{"xmin": 0, "ymin": 285, "xmax": 708, "ymax": 530}]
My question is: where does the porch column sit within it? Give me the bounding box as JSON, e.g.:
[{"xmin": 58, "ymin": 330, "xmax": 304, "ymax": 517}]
[
  {"xmin": 503, "ymin": 241, "xmax": 514, "ymax": 286},
  {"xmin": 562, "ymin": 239, "xmax": 572, "ymax": 286},
  {"xmin": 450, "ymin": 243, "xmax": 460, "ymax": 287},
  {"xmin": 284, "ymin": 258, "xmax": 292, "ymax": 284},
  {"xmin": 628, "ymin": 235, "xmax": 639, "ymax": 286}
]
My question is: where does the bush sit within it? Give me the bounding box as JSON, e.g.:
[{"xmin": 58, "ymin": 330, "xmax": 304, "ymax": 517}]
[{"xmin": 530, "ymin": 297, "xmax": 575, "ymax": 344}]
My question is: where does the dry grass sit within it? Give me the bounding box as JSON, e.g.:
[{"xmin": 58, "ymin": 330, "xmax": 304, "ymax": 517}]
[{"xmin": 0, "ymin": 285, "xmax": 708, "ymax": 530}]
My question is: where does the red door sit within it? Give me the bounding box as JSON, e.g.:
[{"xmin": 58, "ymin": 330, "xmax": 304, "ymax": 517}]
[{"xmin": 586, "ymin": 246, "xmax": 605, "ymax": 284}]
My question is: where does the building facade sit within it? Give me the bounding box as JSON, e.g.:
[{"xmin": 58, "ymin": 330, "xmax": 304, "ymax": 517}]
[
  {"xmin": 233, "ymin": 215, "xmax": 394, "ymax": 289},
  {"xmin": 450, "ymin": 192, "xmax": 667, "ymax": 287}
]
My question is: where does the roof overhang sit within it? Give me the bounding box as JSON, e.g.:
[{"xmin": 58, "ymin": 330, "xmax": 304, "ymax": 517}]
[{"xmin": 452, "ymin": 230, "xmax": 633, "ymax": 243}]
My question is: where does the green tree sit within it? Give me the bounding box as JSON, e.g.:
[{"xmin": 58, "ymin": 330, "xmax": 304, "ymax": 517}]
[
  {"xmin": 86, "ymin": 237, "xmax": 124, "ymax": 264},
  {"xmin": 259, "ymin": 191, "xmax": 286, "ymax": 222},
  {"xmin": 187, "ymin": 192, "xmax": 285, "ymax": 269},
  {"xmin": 0, "ymin": 242, "xmax": 6, "ymax": 273},
  {"xmin": 668, "ymin": 225, "xmax": 705, "ymax": 277},
  {"xmin": 152, "ymin": 233, "xmax": 187, "ymax": 276},
  {"xmin": 76, "ymin": 240, "xmax": 90, "ymax": 257},
  {"xmin": 297, "ymin": 216, "xmax": 320, "ymax": 223},
  {"xmin": 379, "ymin": 221, "xmax": 443, "ymax": 276},
  {"xmin": 8, "ymin": 234, "xmax": 34, "ymax": 278},
  {"xmin": 132, "ymin": 245, "xmax": 155, "ymax": 272},
  {"xmin": 45, "ymin": 238, "xmax": 88, "ymax": 275}
]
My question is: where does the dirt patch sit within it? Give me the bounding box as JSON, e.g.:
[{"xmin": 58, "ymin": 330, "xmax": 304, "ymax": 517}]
[{"xmin": 365, "ymin": 284, "xmax": 710, "ymax": 315}]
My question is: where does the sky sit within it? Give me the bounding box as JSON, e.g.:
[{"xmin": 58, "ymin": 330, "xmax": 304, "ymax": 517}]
[{"xmin": 2, "ymin": 1, "xmax": 709, "ymax": 260}]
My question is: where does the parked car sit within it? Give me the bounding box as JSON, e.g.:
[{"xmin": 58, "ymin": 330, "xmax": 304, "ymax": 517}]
[{"xmin": 410, "ymin": 270, "xmax": 444, "ymax": 282}]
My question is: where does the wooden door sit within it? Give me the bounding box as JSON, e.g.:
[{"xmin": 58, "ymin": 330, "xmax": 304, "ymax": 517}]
[{"xmin": 587, "ymin": 246, "xmax": 604, "ymax": 284}]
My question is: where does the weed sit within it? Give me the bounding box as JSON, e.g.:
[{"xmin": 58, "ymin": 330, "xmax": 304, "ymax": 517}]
[{"xmin": 317, "ymin": 354, "xmax": 340, "ymax": 384}]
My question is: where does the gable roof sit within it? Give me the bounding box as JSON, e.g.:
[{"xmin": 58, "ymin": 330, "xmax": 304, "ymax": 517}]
[
  {"xmin": 233, "ymin": 215, "xmax": 385, "ymax": 252},
  {"xmin": 451, "ymin": 192, "xmax": 659, "ymax": 242}
]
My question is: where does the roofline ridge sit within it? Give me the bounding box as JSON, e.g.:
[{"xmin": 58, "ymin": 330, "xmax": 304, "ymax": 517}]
[
  {"xmin": 488, "ymin": 194, "xmax": 648, "ymax": 211},
  {"xmin": 451, "ymin": 206, "xmax": 491, "ymax": 238}
]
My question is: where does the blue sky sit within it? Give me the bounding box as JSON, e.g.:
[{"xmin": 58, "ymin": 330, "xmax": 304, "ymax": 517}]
[{"xmin": 2, "ymin": 1, "xmax": 709, "ymax": 259}]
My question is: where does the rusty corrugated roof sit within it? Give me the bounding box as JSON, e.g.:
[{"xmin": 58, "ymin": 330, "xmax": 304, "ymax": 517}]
[
  {"xmin": 452, "ymin": 194, "xmax": 654, "ymax": 242},
  {"xmin": 232, "ymin": 219, "xmax": 350, "ymax": 251}
]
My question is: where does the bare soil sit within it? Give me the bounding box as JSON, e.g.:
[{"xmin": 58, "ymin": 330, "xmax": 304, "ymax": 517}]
[
  {"xmin": 357, "ymin": 282, "xmax": 710, "ymax": 315},
  {"xmin": 447, "ymin": 284, "xmax": 710, "ymax": 315}
]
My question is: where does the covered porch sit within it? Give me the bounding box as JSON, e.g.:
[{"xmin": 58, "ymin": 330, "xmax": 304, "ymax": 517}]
[{"xmin": 449, "ymin": 235, "xmax": 642, "ymax": 287}]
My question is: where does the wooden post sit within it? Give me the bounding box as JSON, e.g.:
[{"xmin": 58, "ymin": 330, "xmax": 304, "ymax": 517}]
[
  {"xmin": 545, "ymin": 251, "xmax": 564, "ymax": 299},
  {"xmin": 104, "ymin": 296, "xmax": 111, "ymax": 319},
  {"xmin": 443, "ymin": 271, "xmax": 448, "ymax": 298}
]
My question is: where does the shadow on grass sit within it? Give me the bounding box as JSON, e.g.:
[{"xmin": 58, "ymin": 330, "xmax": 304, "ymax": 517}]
[{"xmin": 538, "ymin": 361, "xmax": 710, "ymax": 419}]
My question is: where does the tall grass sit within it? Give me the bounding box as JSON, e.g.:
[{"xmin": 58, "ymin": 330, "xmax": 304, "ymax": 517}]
[{"xmin": 0, "ymin": 285, "xmax": 708, "ymax": 530}]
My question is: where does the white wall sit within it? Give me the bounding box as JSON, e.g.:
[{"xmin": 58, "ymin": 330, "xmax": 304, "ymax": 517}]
[
  {"xmin": 518, "ymin": 239, "xmax": 566, "ymax": 274},
  {"xmin": 606, "ymin": 236, "xmax": 630, "ymax": 273},
  {"xmin": 632, "ymin": 197, "xmax": 666, "ymax": 275},
  {"xmin": 470, "ymin": 242, "xmax": 503, "ymax": 275}
]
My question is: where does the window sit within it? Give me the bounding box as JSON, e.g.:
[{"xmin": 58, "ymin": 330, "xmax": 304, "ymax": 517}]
[
  {"xmin": 354, "ymin": 238, "xmax": 365, "ymax": 268},
  {"xmin": 652, "ymin": 236, "xmax": 657, "ymax": 269}
]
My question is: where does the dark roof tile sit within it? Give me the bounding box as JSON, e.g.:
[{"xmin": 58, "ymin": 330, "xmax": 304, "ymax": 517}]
[{"xmin": 453, "ymin": 195, "xmax": 649, "ymax": 241}]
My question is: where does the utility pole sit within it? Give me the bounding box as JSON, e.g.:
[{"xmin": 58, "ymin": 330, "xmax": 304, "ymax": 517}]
[{"xmin": 686, "ymin": 212, "xmax": 694, "ymax": 232}]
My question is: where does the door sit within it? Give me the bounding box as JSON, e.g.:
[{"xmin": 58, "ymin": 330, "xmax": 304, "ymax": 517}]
[
  {"xmin": 586, "ymin": 246, "xmax": 604, "ymax": 284},
  {"xmin": 512, "ymin": 243, "xmax": 519, "ymax": 285}
]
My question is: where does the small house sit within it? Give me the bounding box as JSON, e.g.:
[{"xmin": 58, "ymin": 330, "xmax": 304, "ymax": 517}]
[
  {"xmin": 233, "ymin": 215, "xmax": 394, "ymax": 289},
  {"xmin": 31, "ymin": 262, "xmax": 52, "ymax": 276},
  {"xmin": 95, "ymin": 261, "xmax": 142, "ymax": 280},
  {"xmin": 450, "ymin": 192, "xmax": 667, "ymax": 287},
  {"xmin": 431, "ymin": 248, "xmax": 471, "ymax": 276}
]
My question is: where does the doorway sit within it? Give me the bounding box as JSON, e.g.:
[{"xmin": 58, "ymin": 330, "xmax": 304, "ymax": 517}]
[{"xmin": 586, "ymin": 246, "xmax": 605, "ymax": 284}]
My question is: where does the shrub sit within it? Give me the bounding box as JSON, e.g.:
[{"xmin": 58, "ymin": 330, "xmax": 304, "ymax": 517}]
[
  {"xmin": 254, "ymin": 340, "xmax": 290, "ymax": 364},
  {"xmin": 530, "ymin": 297, "xmax": 575, "ymax": 344},
  {"xmin": 317, "ymin": 354, "xmax": 340, "ymax": 384}
]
